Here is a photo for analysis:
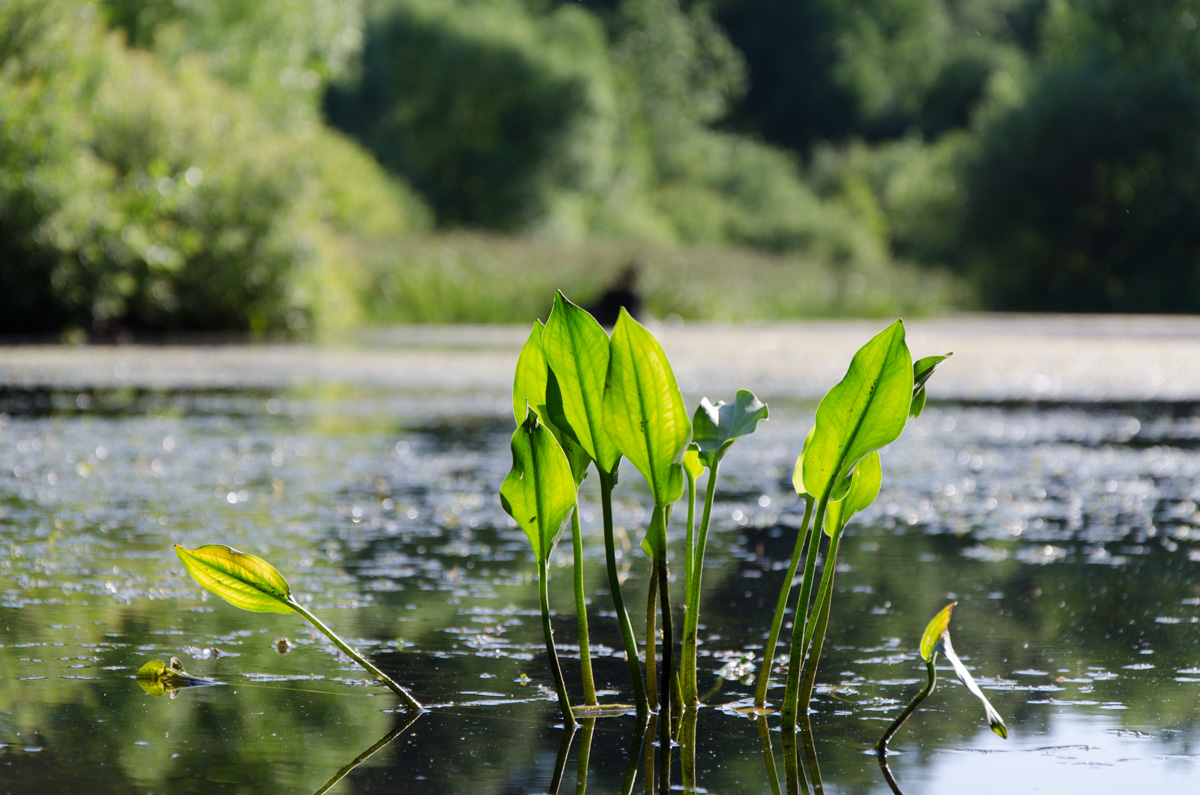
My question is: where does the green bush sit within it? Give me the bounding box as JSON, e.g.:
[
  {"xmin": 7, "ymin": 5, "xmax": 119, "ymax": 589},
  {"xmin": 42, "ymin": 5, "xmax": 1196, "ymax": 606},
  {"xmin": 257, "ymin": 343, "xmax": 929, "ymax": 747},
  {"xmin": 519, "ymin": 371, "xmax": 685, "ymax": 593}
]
[
  {"xmin": 328, "ymin": 0, "xmax": 623, "ymax": 233},
  {"xmin": 0, "ymin": 0, "xmax": 429, "ymax": 336}
]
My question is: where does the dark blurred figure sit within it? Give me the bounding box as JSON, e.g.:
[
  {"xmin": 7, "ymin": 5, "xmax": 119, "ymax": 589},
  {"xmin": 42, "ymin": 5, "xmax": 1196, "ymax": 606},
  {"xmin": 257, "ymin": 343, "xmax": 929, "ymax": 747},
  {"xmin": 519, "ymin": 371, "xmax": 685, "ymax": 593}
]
[{"xmin": 585, "ymin": 263, "xmax": 643, "ymax": 327}]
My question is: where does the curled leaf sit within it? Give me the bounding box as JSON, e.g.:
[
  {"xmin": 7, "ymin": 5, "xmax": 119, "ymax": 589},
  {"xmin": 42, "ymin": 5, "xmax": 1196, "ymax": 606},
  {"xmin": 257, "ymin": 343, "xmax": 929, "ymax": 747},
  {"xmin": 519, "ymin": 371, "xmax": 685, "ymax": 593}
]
[
  {"xmin": 175, "ymin": 544, "xmax": 296, "ymax": 614},
  {"xmin": 920, "ymin": 602, "xmax": 956, "ymax": 662},
  {"xmin": 937, "ymin": 633, "xmax": 1008, "ymax": 739}
]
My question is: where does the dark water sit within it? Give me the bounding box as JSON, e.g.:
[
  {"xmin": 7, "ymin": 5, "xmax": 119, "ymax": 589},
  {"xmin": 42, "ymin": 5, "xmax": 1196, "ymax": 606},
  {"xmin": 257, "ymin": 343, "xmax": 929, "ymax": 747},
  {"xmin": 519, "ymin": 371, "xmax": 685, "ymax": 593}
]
[{"xmin": 1, "ymin": 378, "xmax": 1199, "ymax": 794}]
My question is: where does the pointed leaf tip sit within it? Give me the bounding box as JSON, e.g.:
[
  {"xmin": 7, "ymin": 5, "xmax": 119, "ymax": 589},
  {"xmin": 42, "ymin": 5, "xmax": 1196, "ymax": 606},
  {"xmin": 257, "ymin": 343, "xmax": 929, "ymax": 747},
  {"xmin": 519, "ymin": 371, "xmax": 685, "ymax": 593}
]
[{"xmin": 175, "ymin": 544, "xmax": 296, "ymax": 614}]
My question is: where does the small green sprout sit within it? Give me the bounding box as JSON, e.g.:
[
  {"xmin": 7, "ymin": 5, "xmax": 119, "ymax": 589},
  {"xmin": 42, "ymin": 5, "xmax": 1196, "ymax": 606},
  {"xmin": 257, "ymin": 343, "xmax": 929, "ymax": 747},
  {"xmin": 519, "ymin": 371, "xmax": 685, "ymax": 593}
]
[{"xmin": 875, "ymin": 602, "xmax": 1008, "ymax": 756}]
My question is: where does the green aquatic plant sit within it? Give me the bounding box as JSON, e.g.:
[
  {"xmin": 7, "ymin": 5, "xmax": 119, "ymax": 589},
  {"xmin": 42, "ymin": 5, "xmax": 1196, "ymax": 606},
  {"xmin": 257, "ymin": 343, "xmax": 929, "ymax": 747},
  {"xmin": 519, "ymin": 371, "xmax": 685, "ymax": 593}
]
[
  {"xmin": 602, "ymin": 308, "xmax": 693, "ymax": 721},
  {"xmin": 681, "ymin": 390, "xmax": 768, "ymax": 704},
  {"xmin": 174, "ymin": 544, "xmax": 422, "ymax": 711},
  {"xmin": 500, "ymin": 408, "xmax": 580, "ymax": 724},
  {"xmin": 875, "ymin": 602, "xmax": 1008, "ymax": 756},
  {"xmin": 541, "ymin": 292, "xmax": 649, "ymax": 716},
  {"xmin": 753, "ymin": 322, "xmax": 950, "ymax": 726},
  {"xmin": 513, "ymin": 319, "xmax": 597, "ymax": 708}
]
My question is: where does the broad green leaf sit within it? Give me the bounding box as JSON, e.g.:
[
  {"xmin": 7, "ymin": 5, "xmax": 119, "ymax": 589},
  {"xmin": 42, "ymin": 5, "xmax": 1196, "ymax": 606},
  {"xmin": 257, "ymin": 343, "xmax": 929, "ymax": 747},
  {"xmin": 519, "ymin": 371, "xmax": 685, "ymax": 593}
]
[
  {"xmin": 513, "ymin": 322, "xmax": 549, "ymax": 426},
  {"xmin": 910, "ymin": 353, "xmax": 951, "ymax": 418},
  {"xmin": 937, "ymin": 631, "xmax": 1009, "ymax": 739},
  {"xmin": 692, "ymin": 390, "xmax": 769, "ymax": 469},
  {"xmin": 823, "ymin": 451, "xmax": 881, "ymax": 536},
  {"xmin": 176, "ymin": 544, "xmax": 296, "ymax": 614},
  {"xmin": 920, "ymin": 602, "xmax": 956, "ymax": 661},
  {"xmin": 542, "ymin": 291, "xmax": 620, "ymax": 473},
  {"xmin": 802, "ymin": 320, "xmax": 913, "ymax": 502},
  {"xmin": 514, "ymin": 321, "xmax": 589, "ymax": 485},
  {"xmin": 603, "ymin": 310, "xmax": 691, "ymax": 507},
  {"xmin": 500, "ymin": 407, "xmax": 577, "ymax": 564}
]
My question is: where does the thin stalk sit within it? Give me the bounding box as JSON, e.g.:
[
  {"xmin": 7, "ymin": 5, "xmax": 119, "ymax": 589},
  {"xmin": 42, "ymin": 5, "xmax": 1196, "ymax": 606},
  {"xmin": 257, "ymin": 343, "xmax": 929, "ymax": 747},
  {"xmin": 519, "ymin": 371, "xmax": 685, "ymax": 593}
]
[
  {"xmin": 684, "ymin": 469, "xmax": 697, "ymax": 596},
  {"xmin": 600, "ymin": 470, "xmax": 649, "ymax": 717},
  {"xmin": 645, "ymin": 558, "xmax": 658, "ymax": 708},
  {"xmin": 779, "ymin": 499, "xmax": 829, "ymax": 727},
  {"xmin": 681, "ymin": 705, "xmax": 698, "ymax": 793},
  {"xmin": 876, "ymin": 655, "xmax": 938, "ymax": 754},
  {"xmin": 755, "ymin": 496, "xmax": 814, "ymax": 708},
  {"xmin": 539, "ymin": 559, "xmax": 575, "ymax": 725},
  {"xmin": 657, "ymin": 564, "xmax": 675, "ymax": 719},
  {"xmin": 784, "ymin": 525, "xmax": 842, "ymax": 727},
  {"xmin": 286, "ymin": 597, "xmax": 421, "ymax": 712},
  {"xmin": 655, "ymin": 526, "xmax": 675, "ymax": 754},
  {"xmin": 570, "ymin": 506, "xmax": 597, "ymax": 706},
  {"xmin": 682, "ymin": 459, "xmax": 720, "ymax": 704}
]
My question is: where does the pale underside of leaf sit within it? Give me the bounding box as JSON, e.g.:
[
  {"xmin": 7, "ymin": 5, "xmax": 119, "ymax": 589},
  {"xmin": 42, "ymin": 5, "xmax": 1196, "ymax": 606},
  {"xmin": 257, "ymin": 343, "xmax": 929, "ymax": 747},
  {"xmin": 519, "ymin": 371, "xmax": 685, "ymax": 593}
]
[{"xmin": 936, "ymin": 631, "xmax": 1009, "ymax": 739}]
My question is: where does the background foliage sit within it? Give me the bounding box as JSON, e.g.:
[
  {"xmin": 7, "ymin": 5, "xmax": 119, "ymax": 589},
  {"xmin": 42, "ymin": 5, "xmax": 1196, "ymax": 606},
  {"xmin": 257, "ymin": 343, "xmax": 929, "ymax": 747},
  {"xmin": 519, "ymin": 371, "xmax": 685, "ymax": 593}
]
[{"xmin": 3, "ymin": 0, "xmax": 1199, "ymax": 334}]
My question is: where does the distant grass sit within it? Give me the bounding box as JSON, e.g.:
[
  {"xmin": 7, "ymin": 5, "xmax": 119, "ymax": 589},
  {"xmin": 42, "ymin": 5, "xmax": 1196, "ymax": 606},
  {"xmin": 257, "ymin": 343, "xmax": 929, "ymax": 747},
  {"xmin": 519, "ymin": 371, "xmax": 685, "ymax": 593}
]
[{"xmin": 352, "ymin": 230, "xmax": 972, "ymax": 325}]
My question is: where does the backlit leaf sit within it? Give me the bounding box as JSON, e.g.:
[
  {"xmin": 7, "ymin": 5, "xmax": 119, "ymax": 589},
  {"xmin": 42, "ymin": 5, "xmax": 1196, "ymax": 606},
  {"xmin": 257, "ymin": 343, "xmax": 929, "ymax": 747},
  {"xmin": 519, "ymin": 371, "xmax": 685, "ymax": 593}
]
[
  {"xmin": 542, "ymin": 291, "xmax": 620, "ymax": 473},
  {"xmin": 175, "ymin": 544, "xmax": 295, "ymax": 614},
  {"xmin": 514, "ymin": 320, "xmax": 589, "ymax": 485},
  {"xmin": 920, "ymin": 602, "xmax": 956, "ymax": 661},
  {"xmin": 500, "ymin": 407, "xmax": 577, "ymax": 563},
  {"xmin": 910, "ymin": 353, "xmax": 951, "ymax": 418},
  {"xmin": 603, "ymin": 309, "xmax": 691, "ymax": 507},
  {"xmin": 823, "ymin": 451, "xmax": 881, "ymax": 536},
  {"xmin": 802, "ymin": 320, "xmax": 912, "ymax": 502}
]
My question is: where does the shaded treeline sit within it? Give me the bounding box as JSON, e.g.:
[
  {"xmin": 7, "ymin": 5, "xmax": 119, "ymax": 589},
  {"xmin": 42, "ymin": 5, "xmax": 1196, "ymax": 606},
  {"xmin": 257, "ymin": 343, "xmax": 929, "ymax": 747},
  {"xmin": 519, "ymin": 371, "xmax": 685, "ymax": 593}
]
[{"xmin": 3, "ymin": 0, "xmax": 1198, "ymax": 335}]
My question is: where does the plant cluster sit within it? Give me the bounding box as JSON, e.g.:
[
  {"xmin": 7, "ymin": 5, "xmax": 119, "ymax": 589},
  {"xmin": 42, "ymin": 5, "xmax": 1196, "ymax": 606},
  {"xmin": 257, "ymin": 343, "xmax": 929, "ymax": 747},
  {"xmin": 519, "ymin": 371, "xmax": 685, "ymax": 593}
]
[{"xmin": 171, "ymin": 298, "xmax": 1009, "ymax": 768}]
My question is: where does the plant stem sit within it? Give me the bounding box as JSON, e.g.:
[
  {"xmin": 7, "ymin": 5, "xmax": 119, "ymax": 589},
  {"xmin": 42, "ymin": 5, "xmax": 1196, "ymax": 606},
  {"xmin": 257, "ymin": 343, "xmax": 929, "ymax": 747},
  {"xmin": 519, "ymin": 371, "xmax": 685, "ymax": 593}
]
[
  {"xmin": 780, "ymin": 499, "xmax": 829, "ymax": 727},
  {"xmin": 682, "ymin": 459, "xmax": 720, "ymax": 704},
  {"xmin": 784, "ymin": 521, "xmax": 841, "ymax": 727},
  {"xmin": 655, "ymin": 520, "xmax": 675, "ymax": 723},
  {"xmin": 539, "ymin": 559, "xmax": 576, "ymax": 725},
  {"xmin": 755, "ymin": 496, "xmax": 813, "ymax": 708},
  {"xmin": 570, "ymin": 506, "xmax": 597, "ymax": 706},
  {"xmin": 645, "ymin": 558, "xmax": 658, "ymax": 708},
  {"xmin": 600, "ymin": 470, "xmax": 649, "ymax": 717},
  {"xmin": 876, "ymin": 655, "xmax": 938, "ymax": 754},
  {"xmin": 286, "ymin": 597, "xmax": 422, "ymax": 712}
]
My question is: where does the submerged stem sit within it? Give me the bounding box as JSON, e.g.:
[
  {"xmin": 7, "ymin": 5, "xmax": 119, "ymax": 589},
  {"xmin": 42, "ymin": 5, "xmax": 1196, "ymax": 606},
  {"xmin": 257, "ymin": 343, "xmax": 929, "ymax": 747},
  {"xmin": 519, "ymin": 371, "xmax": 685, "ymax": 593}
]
[
  {"xmin": 755, "ymin": 496, "xmax": 813, "ymax": 708},
  {"xmin": 600, "ymin": 471, "xmax": 649, "ymax": 717},
  {"xmin": 570, "ymin": 506, "xmax": 597, "ymax": 706},
  {"xmin": 682, "ymin": 459, "xmax": 720, "ymax": 704},
  {"xmin": 539, "ymin": 559, "xmax": 576, "ymax": 725},
  {"xmin": 286, "ymin": 597, "xmax": 422, "ymax": 712},
  {"xmin": 876, "ymin": 655, "xmax": 938, "ymax": 755}
]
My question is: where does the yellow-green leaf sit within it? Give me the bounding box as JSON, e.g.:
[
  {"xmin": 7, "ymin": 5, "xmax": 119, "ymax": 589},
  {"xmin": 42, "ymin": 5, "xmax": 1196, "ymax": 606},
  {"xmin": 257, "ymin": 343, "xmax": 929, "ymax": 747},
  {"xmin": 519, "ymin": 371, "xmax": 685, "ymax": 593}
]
[
  {"xmin": 920, "ymin": 602, "xmax": 956, "ymax": 661},
  {"xmin": 603, "ymin": 309, "xmax": 691, "ymax": 507},
  {"xmin": 175, "ymin": 544, "xmax": 296, "ymax": 614}
]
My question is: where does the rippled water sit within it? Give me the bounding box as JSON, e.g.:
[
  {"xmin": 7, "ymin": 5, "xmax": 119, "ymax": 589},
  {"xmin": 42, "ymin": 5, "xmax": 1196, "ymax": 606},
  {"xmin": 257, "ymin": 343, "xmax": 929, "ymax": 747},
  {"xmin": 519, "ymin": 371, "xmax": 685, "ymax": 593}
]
[{"xmin": 2, "ymin": 322, "xmax": 1199, "ymax": 794}]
